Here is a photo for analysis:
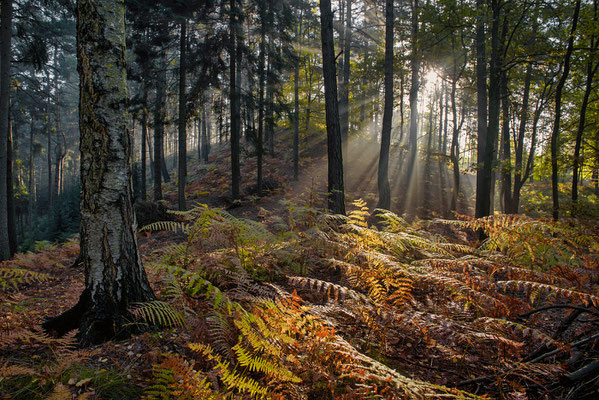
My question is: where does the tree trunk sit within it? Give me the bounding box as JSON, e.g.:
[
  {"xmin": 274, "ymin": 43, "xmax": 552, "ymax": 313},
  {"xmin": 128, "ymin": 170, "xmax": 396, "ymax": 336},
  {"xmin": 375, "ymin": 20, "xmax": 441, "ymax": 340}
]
[
  {"xmin": 178, "ymin": 19, "xmax": 188, "ymax": 211},
  {"xmin": 572, "ymin": 26, "xmax": 598, "ymax": 210},
  {"xmin": 153, "ymin": 48, "xmax": 167, "ymax": 201},
  {"xmin": 319, "ymin": 0, "xmax": 345, "ymax": 215},
  {"xmin": 53, "ymin": 51, "xmax": 67, "ymax": 203},
  {"xmin": 377, "ymin": 0, "xmax": 394, "ymax": 211},
  {"xmin": 511, "ymin": 62, "xmax": 532, "ymax": 213},
  {"xmin": 43, "ymin": 0, "xmax": 155, "ymax": 345},
  {"xmin": 0, "ymin": 0, "xmax": 12, "ymax": 261},
  {"xmin": 551, "ymin": 0, "xmax": 580, "ymax": 219},
  {"xmin": 293, "ymin": 7, "xmax": 303, "ymax": 182},
  {"xmin": 450, "ymin": 78, "xmax": 460, "ymax": 212},
  {"xmin": 500, "ymin": 69, "xmax": 511, "ymax": 213},
  {"xmin": 7, "ymin": 115, "xmax": 15, "ymax": 256},
  {"xmin": 229, "ymin": 0, "xmax": 241, "ymax": 200},
  {"xmin": 46, "ymin": 72, "xmax": 53, "ymax": 210},
  {"xmin": 140, "ymin": 86, "xmax": 148, "ymax": 201},
  {"xmin": 339, "ymin": 0, "xmax": 351, "ymax": 145},
  {"xmin": 201, "ymin": 109, "xmax": 209, "ymax": 162},
  {"xmin": 257, "ymin": 5, "xmax": 266, "ymax": 196},
  {"xmin": 405, "ymin": 0, "xmax": 420, "ymax": 201},
  {"xmin": 28, "ymin": 118, "xmax": 35, "ymax": 229},
  {"xmin": 474, "ymin": 0, "xmax": 489, "ymax": 218}
]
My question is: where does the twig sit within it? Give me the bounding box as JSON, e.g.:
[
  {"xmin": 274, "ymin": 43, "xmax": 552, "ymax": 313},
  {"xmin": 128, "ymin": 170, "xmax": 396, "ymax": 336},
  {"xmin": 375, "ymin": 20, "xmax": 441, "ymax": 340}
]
[
  {"xmin": 457, "ymin": 332, "xmax": 599, "ymax": 387},
  {"xmin": 518, "ymin": 304, "xmax": 599, "ymax": 320}
]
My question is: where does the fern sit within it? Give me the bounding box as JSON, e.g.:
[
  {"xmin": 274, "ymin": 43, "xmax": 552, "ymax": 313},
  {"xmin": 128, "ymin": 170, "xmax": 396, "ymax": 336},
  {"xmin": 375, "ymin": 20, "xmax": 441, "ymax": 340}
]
[
  {"xmin": 232, "ymin": 341, "xmax": 300, "ymax": 382},
  {"xmin": 348, "ymin": 199, "xmax": 370, "ymax": 227},
  {"xmin": 286, "ymin": 275, "xmax": 366, "ymax": 303},
  {"xmin": 189, "ymin": 343, "xmax": 268, "ymax": 397},
  {"xmin": 143, "ymin": 353, "xmax": 213, "ymax": 400},
  {"xmin": 498, "ymin": 280, "xmax": 599, "ymax": 307},
  {"xmin": 0, "ymin": 360, "xmax": 37, "ymax": 377},
  {"xmin": 130, "ymin": 301, "xmax": 187, "ymax": 329},
  {"xmin": 475, "ymin": 317, "xmax": 563, "ymax": 349},
  {"xmin": 0, "ymin": 267, "xmax": 51, "ymax": 291}
]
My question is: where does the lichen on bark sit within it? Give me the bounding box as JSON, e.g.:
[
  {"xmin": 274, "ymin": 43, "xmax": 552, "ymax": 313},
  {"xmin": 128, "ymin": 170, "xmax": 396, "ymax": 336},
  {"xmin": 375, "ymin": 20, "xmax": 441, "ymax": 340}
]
[{"xmin": 43, "ymin": 0, "xmax": 155, "ymax": 345}]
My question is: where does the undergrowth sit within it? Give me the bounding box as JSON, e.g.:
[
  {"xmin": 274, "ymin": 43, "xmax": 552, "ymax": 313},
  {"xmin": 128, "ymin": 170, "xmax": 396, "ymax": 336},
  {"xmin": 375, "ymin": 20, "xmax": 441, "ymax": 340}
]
[{"xmin": 2, "ymin": 201, "xmax": 599, "ymax": 399}]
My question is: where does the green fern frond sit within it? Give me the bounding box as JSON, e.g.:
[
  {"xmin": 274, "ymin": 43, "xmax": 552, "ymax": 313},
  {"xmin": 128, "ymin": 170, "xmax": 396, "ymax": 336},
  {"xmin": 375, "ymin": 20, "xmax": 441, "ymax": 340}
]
[
  {"xmin": 0, "ymin": 267, "xmax": 51, "ymax": 291},
  {"xmin": 189, "ymin": 342, "xmax": 268, "ymax": 397},
  {"xmin": 232, "ymin": 341, "xmax": 300, "ymax": 383},
  {"xmin": 130, "ymin": 301, "xmax": 186, "ymax": 328},
  {"xmin": 140, "ymin": 220, "xmax": 187, "ymax": 234}
]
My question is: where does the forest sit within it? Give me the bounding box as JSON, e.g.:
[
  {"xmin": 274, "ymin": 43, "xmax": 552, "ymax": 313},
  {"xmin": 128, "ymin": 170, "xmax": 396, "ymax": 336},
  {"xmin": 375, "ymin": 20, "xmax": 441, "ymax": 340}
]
[{"xmin": 1, "ymin": 0, "xmax": 599, "ymax": 398}]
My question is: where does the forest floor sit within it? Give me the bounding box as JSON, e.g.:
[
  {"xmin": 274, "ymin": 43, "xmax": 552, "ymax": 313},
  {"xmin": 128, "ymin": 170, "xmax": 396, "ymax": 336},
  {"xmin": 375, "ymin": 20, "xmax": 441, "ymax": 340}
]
[{"xmin": 2, "ymin": 144, "xmax": 599, "ymax": 400}]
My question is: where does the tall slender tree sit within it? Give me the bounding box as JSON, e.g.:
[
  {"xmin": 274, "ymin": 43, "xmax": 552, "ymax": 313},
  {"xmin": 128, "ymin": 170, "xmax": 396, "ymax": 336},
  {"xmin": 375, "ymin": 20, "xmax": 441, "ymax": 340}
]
[
  {"xmin": 229, "ymin": 0, "xmax": 241, "ymax": 200},
  {"xmin": 551, "ymin": 0, "xmax": 580, "ymax": 220},
  {"xmin": 377, "ymin": 0, "xmax": 394, "ymax": 211},
  {"xmin": 0, "ymin": 0, "xmax": 12, "ymax": 261},
  {"xmin": 474, "ymin": 0, "xmax": 489, "ymax": 218},
  {"xmin": 178, "ymin": 18, "xmax": 188, "ymax": 211},
  {"xmin": 319, "ymin": 0, "xmax": 345, "ymax": 214}
]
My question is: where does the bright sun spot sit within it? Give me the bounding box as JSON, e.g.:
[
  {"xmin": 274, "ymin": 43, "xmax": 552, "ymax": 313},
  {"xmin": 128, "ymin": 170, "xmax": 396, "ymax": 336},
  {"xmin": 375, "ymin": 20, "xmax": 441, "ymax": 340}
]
[{"xmin": 423, "ymin": 69, "xmax": 442, "ymax": 94}]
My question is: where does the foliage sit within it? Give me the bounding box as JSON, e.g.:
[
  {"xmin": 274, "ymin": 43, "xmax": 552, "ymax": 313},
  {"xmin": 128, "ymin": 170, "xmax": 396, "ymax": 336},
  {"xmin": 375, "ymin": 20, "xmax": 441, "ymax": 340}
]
[{"xmin": 5, "ymin": 201, "xmax": 599, "ymax": 399}]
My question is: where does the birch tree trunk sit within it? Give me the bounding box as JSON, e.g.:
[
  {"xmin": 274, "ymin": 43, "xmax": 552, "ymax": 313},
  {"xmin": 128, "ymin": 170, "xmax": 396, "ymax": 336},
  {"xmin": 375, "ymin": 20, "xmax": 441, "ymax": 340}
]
[{"xmin": 43, "ymin": 0, "xmax": 155, "ymax": 345}]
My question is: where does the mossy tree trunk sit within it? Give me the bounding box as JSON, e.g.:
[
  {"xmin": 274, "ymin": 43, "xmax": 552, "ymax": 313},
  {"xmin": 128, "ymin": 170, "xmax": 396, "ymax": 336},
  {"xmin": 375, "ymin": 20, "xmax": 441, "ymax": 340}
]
[{"xmin": 43, "ymin": 0, "xmax": 155, "ymax": 345}]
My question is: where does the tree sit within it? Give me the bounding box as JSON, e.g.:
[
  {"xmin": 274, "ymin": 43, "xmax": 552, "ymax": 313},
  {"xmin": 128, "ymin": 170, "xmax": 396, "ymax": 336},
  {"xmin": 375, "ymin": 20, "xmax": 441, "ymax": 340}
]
[
  {"xmin": 551, "ymin": 0, "xmax": 580, "ymax": 220},
  {"xmin": 377, "ymin": 0, "xmax": 393, "ymax": 211},
  {"xmin": 474, "ymin": 0, "xmax": 488, "ymax": 218},
  {"xmin": 339, "ymin": 0, "xmax": 351, "ymax": 145},
  {"xmin": 230, "ymin": 0, "xmax": 241, "ymax": 200},
  {"xmin": 178, "ymin": 18, "xmax": 188, "ymax": 211},
  {"xmin": 43, "ymin": 0, "xmax": 155, "ymax": 345},
  {"xmin": 0, "ymin": 0, "xmax": 12, "ymax": 261},
  {"xmin": 572, "ymin": 0, "xmax": 598, "ymax": 212},
  {"xmin": 319, "ymin": 0, "xmax": 345, "ymax": 214}
]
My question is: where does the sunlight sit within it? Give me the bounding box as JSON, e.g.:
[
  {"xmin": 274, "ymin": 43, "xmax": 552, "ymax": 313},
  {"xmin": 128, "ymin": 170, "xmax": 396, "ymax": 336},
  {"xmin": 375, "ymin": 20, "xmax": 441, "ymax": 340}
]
[{"xmin": 423, "ymin": 68, "xmax": 442, "ymax": 95}]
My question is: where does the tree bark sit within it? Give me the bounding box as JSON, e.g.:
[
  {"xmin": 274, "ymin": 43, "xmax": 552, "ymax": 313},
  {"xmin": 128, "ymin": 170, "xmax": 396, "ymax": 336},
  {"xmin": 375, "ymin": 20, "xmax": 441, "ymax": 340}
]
[
  {"xmin": 28, "ymin": 118, "xmax": 35, "ymax": 229},
  {"xmin": 551, "ymin": 0, "xmax": 580, "ymax": 219},
  {"xmin": 339, "ymin": 0, "xmax": 351, "ymax": 145},
  {"xmin": 229, "ymin": 0, "xmax": 241, "ymax": 200},
  {"xmin": 405, "ymin": 0, "xmax": 420, "ymax": 202},
  {"xmin": 178, "ymin": 19, "xmax": 188, "ymax": 211},
  {"xmin": 201, "ymin": 109, "xmax": 209, "ymax": 162},
  {"xmin": 140, "ymin": 86, "xmax": 148, "ymax": 201},
  {"xmin": 7, "ymin": 115, "xmax": 15, "ymax": 256},
  {"xmin": 43, "ymin": 0, "xmax": 155, "ymax": 345},
  {"xmin": 293, "ymin": 7, "xmax": 303, "ymax": 182},
  {"xmin": 474, "ymin": 0, "xmax": 489, "ymax": 218},
  {"xmin": 257, "ymin": 3, "xmax": 266, "ymax": 196},
  {"xmin": 500, "ymin": 68, "xmax": 511, "ymax": 213},
  {"xmin": 319, "ymin": 0, "xmax": 345, "ymax": 215},
  {"xmin": 510, "ymin": 63, "xmax": 532, "ymax": 213},
  {"xmin": 0, "ymin": 0, "xmax": 12, "ymax": 261},
  {"xmin": 572, "ymin": 17, "xmax": 598, "ymax": 211},
  {"xmin": 153, "ymin": 48, "xmax": 167, "ymax": 201},
  {"xmin": 377, "ymin": 0, "xmax": 394, "ymax": 211}
]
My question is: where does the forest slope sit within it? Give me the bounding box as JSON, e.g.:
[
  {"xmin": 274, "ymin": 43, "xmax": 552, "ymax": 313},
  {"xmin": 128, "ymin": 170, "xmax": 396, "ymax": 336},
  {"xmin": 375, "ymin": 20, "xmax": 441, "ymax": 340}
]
[{"xmin": 2, "ymin": 148, "xmax": 599, "ymax": 399}]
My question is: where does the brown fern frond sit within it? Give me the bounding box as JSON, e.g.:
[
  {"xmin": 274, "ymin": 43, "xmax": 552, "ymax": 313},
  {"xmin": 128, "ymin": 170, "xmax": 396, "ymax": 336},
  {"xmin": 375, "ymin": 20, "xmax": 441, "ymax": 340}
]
[
  {"xmin": 286, "ymin": 275, "xmax": 365, "ymax": 303},
  {"xmin": 498, "ymin": 280, "xmax": 599, "ymax": 307}
]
